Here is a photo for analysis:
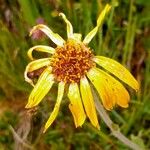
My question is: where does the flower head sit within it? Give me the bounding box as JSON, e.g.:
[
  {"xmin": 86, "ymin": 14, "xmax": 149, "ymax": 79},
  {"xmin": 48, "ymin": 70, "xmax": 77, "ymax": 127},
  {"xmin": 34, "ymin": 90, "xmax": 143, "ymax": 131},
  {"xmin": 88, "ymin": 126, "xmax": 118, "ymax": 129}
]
[{"xmin": 25, "ymin": 4, "xmax": 139, "ymax": 132}]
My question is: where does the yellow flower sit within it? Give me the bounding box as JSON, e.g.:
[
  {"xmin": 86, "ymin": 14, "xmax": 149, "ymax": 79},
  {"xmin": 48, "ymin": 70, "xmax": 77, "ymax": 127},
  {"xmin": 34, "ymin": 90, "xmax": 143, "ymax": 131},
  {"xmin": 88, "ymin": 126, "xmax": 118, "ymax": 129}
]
[{"xmin": 25, "ymin": 4, "xmax": 139, "ymax": 132}]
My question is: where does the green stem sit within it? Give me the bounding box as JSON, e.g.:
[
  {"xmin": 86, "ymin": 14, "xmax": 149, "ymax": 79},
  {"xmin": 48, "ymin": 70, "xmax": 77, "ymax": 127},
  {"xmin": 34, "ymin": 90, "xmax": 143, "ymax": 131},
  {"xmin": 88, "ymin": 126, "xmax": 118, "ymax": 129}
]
[{"xmin": 92, "ymin": 88, "xmax": 142, "ymax": 150}]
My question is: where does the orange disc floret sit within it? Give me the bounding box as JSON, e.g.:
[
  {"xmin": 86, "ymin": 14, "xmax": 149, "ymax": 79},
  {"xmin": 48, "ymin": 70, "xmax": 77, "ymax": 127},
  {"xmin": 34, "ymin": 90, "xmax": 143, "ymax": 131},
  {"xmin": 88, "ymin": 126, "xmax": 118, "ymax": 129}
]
[{"xmin": 51, "ymin": 39, "xmax": 95, "ymax": 83}]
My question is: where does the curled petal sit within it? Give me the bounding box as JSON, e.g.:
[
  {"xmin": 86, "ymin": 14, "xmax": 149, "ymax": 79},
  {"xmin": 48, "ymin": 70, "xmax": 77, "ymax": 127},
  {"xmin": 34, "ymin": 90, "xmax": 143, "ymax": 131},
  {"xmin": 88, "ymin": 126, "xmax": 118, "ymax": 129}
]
[
  {"xmin": 83, "ymin": 4, "xmax": 111, "ymax": 44},
  {"xmin": 80, "ymin": 76, "xmax": 100, "ymax": 129},
  {"xmin": 87, "ymin": 68, "xmax": 130, "ymax": 110},
  {"xmin": 43, "ymin": 82, "xmax": 65, "ymax": 132},
  {"xmin": 24, "ymin": 58, "xmax": 52, "ymax": 86},
  {"xmin": 94, "ymin": 56, "xmax": 139, "ymax": 91},
  {"xmin": 25, "ymin": 67, "xmax": 54, "ymax": 108},
  {"xmin": 28, "ymin": 45, "xmax": 55, "ymax": 60},
  {"xmin": 68, "ymin": 83, "xmax": 86, "ymax": 127},
  {"xmin": 59, "ymin": 13, "xmax": 74, "ymax": 38},
  {"xmin": 30, "ymin": 24, "xmax": 65, "ymax": 46}
]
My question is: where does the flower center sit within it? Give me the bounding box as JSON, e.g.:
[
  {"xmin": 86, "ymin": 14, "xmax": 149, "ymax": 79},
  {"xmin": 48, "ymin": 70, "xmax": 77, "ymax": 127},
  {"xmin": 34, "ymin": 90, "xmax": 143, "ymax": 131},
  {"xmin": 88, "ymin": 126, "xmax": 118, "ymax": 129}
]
[{"xmin": 51, "ymin": 39, "xmax": 95, "ymax": 83}]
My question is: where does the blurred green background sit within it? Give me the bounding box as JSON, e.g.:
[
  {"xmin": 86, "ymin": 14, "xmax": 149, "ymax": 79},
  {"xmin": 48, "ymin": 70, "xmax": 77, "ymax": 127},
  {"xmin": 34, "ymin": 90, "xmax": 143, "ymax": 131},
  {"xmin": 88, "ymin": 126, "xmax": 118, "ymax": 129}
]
[{"xmin": 0, "ymin": 0, "xmax": 150, "ymax": 149}]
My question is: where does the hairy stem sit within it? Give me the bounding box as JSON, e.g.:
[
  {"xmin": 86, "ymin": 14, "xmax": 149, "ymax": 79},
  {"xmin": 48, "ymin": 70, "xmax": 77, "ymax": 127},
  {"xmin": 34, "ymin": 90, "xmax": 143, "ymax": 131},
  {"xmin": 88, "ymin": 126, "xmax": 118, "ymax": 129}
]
[
  {"xmin": 9, "ymin": 125, "xmax": 34, "ymax": 150},
  {"xmin": 92, "ymin": 89, "xmax": 142, "ymax": 150}
]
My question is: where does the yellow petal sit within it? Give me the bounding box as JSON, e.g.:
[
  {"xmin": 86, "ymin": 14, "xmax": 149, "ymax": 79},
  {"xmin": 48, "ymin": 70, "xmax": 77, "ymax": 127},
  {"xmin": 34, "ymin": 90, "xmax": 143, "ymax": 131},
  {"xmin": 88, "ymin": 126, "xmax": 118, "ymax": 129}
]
[
  {"xmin": 83, "ymin": 4, "xmax": 111, "ymax": 44},
  {"xmin": 94, "ymin": 56, "xmax": 139, "ymax": 91},
  {"xmin": 73, "ymin": 33, "xmax": 82, "ymax": 41},
  {"xmin": 25, "ymin": 67, "xmax": 54, "ymax": 108},
  {"xmin": 43, "ymin": 82, "xmax": 65, "ymax": 133},
  {"xmin": 27, "ymin": 45, "xmax": 55, "ymax": 60},
  {"xmin": 24, "ymin": 58, "xmax": 51, "ymax": 86},
  {"xmin": 80, "ymin": 76, "xmax": 100, "ymax": 129},
  {"xmin": 59, "ymin": 13, "xmax": 74, "ymax": 38},
  {"xmin": 68, "ymin": 83, "xmax": 86, "ymax": 127},
  {"xmin": 87, "ymin": 68, "xmax": 130, "ymax": 110},
  {"xmin": 30, "ymin": 24, "xmax": 65, "ymax": 46}
]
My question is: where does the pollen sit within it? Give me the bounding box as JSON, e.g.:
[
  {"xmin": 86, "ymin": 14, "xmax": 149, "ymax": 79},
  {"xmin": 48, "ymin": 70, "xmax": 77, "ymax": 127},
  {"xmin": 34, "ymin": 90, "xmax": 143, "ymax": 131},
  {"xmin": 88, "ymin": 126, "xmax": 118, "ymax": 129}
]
[{"xmin": 51, "ymin": 39, "xmax": 95, "ymax": 83}]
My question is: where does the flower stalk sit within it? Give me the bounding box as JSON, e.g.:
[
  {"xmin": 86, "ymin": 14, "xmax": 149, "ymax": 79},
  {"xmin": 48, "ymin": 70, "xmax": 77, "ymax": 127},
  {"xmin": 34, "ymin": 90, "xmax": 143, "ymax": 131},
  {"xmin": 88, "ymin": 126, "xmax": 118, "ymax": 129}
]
[{"xmin": 92, "ymin": 87, "xmax": 142, "ymax": 150}]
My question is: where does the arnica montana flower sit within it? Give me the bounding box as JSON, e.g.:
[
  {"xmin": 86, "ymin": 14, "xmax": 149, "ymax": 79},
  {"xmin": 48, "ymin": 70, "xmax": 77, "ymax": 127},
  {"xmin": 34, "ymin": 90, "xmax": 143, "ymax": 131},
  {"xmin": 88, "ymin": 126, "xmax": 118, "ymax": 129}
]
[{"xmin": 25, "ymin": 4, "xmax": 139, "ymax": 132}]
